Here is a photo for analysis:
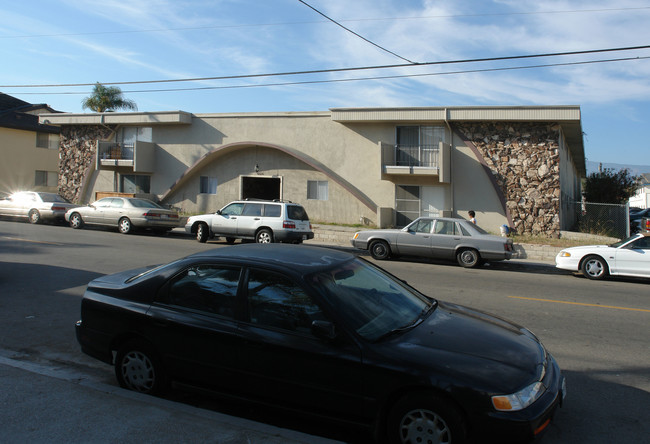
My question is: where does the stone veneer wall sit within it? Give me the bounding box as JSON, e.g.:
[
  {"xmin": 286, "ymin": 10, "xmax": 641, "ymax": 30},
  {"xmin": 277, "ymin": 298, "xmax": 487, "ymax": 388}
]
[
  {"xmin": 59, "ymin": 125, "xmax": 114, "ymax": 203},
  {"xmin": 454, "ymin": 122, "xmax": 562, "ymax": 236}
]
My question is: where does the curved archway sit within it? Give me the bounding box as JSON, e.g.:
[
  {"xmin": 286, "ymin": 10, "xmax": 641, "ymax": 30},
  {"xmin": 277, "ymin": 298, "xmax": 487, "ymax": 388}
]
[{"xmin": 160, "ymin": 141, "xmax": 376, "ymax": 212}]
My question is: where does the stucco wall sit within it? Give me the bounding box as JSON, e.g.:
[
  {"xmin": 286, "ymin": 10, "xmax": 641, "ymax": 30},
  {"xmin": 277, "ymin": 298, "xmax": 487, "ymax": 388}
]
[{"xmin": 0, "ymin": 127, "xmax": 59, "ymax": 194}]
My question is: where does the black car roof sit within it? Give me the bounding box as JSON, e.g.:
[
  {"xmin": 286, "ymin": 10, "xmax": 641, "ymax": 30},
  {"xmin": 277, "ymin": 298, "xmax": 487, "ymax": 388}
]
[{"xmin": 186, "ymin": 244, "xmax": 355, "ymax": 273}]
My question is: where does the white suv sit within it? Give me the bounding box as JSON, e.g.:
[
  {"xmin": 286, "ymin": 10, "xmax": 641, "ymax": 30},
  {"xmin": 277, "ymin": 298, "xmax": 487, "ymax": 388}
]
[{"xmin": 185, "ymin": 199, "xmax": 314, "ymax": 244}]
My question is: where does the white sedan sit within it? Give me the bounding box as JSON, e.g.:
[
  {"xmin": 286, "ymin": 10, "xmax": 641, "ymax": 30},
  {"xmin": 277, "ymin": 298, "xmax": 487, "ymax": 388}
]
[{"xmin": 555, "ymin": 233, "xmax": 650, "ymax": 280}]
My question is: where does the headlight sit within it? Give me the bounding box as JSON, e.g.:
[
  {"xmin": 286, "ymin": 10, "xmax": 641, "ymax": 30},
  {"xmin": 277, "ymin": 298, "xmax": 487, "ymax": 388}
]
[
  {"xmin": 491, "ymin": 381, "xmax": 546, "ymax": 411},
  {"xmin": 558, "ymin": 251, "xmax": 571, "ymax": 257}
]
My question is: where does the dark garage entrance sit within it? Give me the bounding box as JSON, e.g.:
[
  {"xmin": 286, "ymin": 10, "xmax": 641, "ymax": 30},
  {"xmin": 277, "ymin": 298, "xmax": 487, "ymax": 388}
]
[{"xmin": 241, "ymin": 176, "xmax": 281, "ymax": 201}]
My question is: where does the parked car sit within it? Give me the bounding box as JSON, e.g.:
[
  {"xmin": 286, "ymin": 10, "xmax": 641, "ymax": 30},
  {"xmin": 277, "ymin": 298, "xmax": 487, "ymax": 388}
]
[
  {"xmin": 184, "ymin": 199, "xmax": 313, "ymax": 244},
  {"xmin": 75, "ymin": 244, "xmax": 565, "ymax": 444},
  {"xmin": 555, "ymin": 233, "xmax": 650, "ymax": 280},
  {"xmin": 351, "ymin": 217, "xmax": 513, "ymax": 267},
  {"xmin": 65, "ymin": 197, "xmax": 181, "ymax": 234},
  {"xmin": 630, "ymin": 208, "xmax": 650, "ymax": 233},
  {"xmin": 0, "ymin": 191, "xmax": 77, "ymax": 224}
]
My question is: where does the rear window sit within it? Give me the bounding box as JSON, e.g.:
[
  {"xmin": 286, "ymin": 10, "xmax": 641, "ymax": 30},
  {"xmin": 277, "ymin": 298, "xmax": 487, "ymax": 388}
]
[{"xmin": 287, "ymin": 205, "xmax": 309, "ymax": 221}]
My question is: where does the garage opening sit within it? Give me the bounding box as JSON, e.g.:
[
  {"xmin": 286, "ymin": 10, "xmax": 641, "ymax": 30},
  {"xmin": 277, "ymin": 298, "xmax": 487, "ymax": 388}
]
[{"xmin": 241, "ymin": 176, "xmax": 281, "ymax": 200}]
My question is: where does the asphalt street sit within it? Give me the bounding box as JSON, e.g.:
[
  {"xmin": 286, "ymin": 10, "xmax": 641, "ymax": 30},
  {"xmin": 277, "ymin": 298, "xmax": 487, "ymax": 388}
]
[{"xmin": 1, "ymin": 220, "xmax": 648, "ymax": 444}]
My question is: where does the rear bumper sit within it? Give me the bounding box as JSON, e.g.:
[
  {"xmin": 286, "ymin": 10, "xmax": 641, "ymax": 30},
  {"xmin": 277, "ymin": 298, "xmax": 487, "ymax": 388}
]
[{"xmin": 275, "ymin": 231, "xmax": 314, "ymax": 242}]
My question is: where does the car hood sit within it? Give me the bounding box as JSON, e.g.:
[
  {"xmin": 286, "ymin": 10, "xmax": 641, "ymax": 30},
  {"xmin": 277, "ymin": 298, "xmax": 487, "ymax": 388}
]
[
  {"xmin": 389, "ymin": 301, "xmax": 545, "ymax": 392},
  {"xmin": 560, "ymin": 244, "xmax": 613, "ymax": 254}
]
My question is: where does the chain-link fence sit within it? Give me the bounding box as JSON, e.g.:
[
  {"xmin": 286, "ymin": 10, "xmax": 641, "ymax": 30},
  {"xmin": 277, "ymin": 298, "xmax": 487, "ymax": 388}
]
[{"xmin": 573, "ymin": 201, "xmax": 629, "ymax": 239}]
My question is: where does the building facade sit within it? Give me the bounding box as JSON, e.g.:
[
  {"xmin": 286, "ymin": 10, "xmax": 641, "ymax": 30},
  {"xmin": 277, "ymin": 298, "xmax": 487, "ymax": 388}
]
[
  {"xmin": 0, "ymin": 93, "xmax": 60, "ymax": 195},
  {"xmin": 40, "ymin": 106, "xmax": 585, "ymax": 236}
]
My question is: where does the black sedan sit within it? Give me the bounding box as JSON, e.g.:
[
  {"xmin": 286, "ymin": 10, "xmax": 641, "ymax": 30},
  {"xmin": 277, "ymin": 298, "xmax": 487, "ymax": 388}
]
[{"xmin": 76, "ymin": 244, "xmax": 565, "ymax": 444}]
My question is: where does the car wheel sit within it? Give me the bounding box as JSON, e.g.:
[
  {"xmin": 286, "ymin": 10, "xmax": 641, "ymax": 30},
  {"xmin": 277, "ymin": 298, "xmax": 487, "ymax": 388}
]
[
  {"xmin": 28, "ymin": 209, "xmax": 41, "ymax": 224},
  {"xmin": 225, "ymin": 237, "xmax": 236, "ymax": 244},
  {"xmin": 115, "ymin": 340, "xmax": 167, "ymax": 395},
  {"xmin": 369, "ymin": 240, "xmax": 391, "ymax": 260},
  {"xmin": 387, "ymin": 392, "xmax": 467, "ymax": 444},
  {"xmin": 581, "ymin": 255, "xmax": 609, "ymax": 280},
  {"xmin": 256, "ymin": 229, "xmax": 273, "ymax": 243},
  {"xmin": 457, "ymin": 248, "xmax": 480, "ymax": 268},
  {"xmin": 69, "ymin": 212, "xmax": 84, "ymax": 229},
  {"xmin": 118, "ymin": 217, "xmax": 132, "ymax": 234},
  {"xmin": 196, "ymin": 222, "xmax": 209, "ymax": 243}
]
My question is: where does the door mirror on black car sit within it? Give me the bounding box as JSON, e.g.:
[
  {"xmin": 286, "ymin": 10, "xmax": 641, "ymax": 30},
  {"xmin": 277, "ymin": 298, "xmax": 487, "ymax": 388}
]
[{"xmin": 311, "ymin": 320, "xmax": 337, "ymax": 341}]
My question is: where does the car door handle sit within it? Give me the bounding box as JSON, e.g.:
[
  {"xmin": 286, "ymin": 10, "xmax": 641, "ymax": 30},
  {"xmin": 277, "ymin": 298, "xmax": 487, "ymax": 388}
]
[{"xmin": 254, "ymin": 218, "xmax": 261, "ymax": 220}]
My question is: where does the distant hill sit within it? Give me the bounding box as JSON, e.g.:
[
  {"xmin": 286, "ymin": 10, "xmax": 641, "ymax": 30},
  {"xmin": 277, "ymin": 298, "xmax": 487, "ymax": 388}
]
[{"xmin": 586, "ymin": 161, "xmax": 650, "ymax": 176}]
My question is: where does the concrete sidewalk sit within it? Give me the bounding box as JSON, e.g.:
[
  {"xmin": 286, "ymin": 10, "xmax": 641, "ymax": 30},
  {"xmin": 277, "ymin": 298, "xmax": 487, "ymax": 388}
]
[{"xmin": 0, "ymin": 355, "xmax": 343, "ymax": 444}]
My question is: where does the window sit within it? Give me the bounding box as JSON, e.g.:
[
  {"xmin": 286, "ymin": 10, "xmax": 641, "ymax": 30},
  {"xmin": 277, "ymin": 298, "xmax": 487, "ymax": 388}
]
[
  {"xmin": 36, "ymin": 133, "xmax": 58, "ymax": 149},
  {"xmin": 121, "ymin": 175, "xmax": 150, "ymax": 193},
  {"xmin": 395, "ymin": 125, "xmax": 444, "ymax": 167},
  {"xmin": 242, "ymin": 203, "xmax": 263, "ymax": 216},
  {"xmin": 200, "ymin": 176, "xmax": 218, "ymax": 194},
  {"xmin": 264, "ymin": 204, "xmax": 282, "ymax": 217},
  {"xmin": 410, "ymin": 218, "xmax": 433, "ymax": 233},
  {"xmin": 35, "ymin": 170, "xmax": 58, "ymax": 187},
  {"xmin": 307, "ymin": 180, "xmax": 328, "ymax": 200},
  {"xmin": 247, "ymin": 268, "xmax": 323, "ymax": 334},
  {"xmin": 168, "ymin": 265, "xmax": 241, "ymax": 318},
  {"xmin": 433, "ymin": 220, "xmax": 457, "ymax": 235}
]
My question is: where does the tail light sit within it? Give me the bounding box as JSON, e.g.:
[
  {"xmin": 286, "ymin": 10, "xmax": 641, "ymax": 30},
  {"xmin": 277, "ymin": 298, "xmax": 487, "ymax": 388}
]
[
  {"xmin": 52, "ymin": 206, "xmax": 66, "ymax": 211},
  {"xmin": 143, "ymin": 212, "xmax": 161, "ymax": 218},
  {"xmin": 504, "ymin": 242, "xmax": 513, "ymax": 252},
  {"xmin": 644, "ymin": 218, "xmax": 650, "ymax": 232},
  {"xmin": 283, "ymin": 220, "xmax": 296, "ymax": 229}
]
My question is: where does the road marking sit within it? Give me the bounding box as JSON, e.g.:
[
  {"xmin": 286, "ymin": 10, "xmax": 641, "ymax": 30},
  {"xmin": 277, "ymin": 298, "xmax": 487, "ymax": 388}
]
[
  {"xmin": 1, "ymin": 236, "xmax": 63, "ymax": 246},
  {"xmin": 509, "ymin": 296, "xmax": 650, "ymax": 313}
]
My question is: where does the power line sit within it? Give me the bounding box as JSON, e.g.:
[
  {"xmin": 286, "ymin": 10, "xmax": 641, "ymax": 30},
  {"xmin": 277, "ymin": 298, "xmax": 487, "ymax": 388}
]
[
  {"xmin": 2, "ymin": 44, "xmax": 649, "ymax": 89},
  {"xmin": 297, "ymin": 0, "xmax": 417, "ymax": 64},
  {"xmin": 9, "ymin": 56, "xmax": 650, "ymax": 95},
  {"xmin": 2, "ymin": 7, "xmax": 649, "ymax": 39}
]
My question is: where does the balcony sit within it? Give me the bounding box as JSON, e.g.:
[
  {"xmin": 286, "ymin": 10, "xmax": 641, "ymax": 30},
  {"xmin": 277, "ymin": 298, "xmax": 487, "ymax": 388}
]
[
  {"xmin": 381, "ymin": 142, "xmax": 450, "ymax": 182},
  {"xmin": 96, "ymin": 141, "xmax": 155, "ymax": 172}
]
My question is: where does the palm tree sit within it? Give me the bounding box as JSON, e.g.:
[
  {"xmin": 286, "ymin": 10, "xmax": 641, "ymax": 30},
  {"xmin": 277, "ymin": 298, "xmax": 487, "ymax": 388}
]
[{"xmin": 81, "ymin": 83, "xmax": 138, "ymax": 112}]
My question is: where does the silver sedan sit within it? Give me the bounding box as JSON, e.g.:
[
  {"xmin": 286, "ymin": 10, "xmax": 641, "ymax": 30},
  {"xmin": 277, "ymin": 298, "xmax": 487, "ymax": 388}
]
[
  {"xmin": 351, "ymin": 217, "xmax": 513, "ymax": 267},
  {"xmin": 0, "ymin": 191, "xmax": 77, "ymax": 224},
  {"xmin": 65, "ymin": 197, "xmax": 181, "ymax": 234}
]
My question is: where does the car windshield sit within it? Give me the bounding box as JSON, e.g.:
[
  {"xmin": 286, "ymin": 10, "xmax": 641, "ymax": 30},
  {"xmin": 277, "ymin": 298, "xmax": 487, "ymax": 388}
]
[
  {"xmin": 37, "ymin": 192, "xmax": 70, "ymax": 203},
  {"xmin": 609, "ymin": 235, "xmax": 640, "ymax": 248},
  {"xmin": 129, "ymin": 198, "xmax": 164, "ymax": 209},
  {"xmin": 310, "ymin": 258, "xmax": 435, "ymax": 342}
]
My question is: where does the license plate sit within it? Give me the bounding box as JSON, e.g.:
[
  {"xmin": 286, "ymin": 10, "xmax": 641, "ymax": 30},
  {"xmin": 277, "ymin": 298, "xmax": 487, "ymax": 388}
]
[{"xmin": 303, "ymin": 235, "xmax": 307, "ymax": 240}]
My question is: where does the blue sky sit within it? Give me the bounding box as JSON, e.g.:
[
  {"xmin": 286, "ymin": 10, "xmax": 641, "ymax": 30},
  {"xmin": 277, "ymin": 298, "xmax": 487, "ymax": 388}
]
[{"xmin": 2, "ymin": 0, "xmax": 650, "ymax": 167}]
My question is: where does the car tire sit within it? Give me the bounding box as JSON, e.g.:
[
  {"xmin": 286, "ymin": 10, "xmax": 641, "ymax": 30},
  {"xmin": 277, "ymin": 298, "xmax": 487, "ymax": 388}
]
[
  {"xmin": 225, "ymin": 237, "xmax": 236, "ymax": 244},
  {"xmin": 581, "ymin": 255, "xmax": 609, "ymax": 280},
  {"xmin": 256, "ymin": 228, "xmax": 273, "ymax": 243},
  {"xmin": 369, "ymin": 240, "xmax": 391, "ymax": 260},
  {"xmin": 457, "ymin": 248, "xmax": 480, "ymax": 268},
  {"xmin": 196, "ymin": 222, "xmax": 209, "ymax": 243},
  {"xmin": 69, "ymin": 212, "xmax": 84, "ymax": 229},
  {"xmin": 28, "ymin": 209, "xmax": 41, "ymax": 224},
  {"xmin": 118, "ymin": 217, "xmax": 132, "ymax": 234},
  {"xmin": 387, "ymin": 392, "xmax": 467, "ymax": 444},
  {"xmin": 115, "ymin": 340, "xmax": 167, "ymax": 395}
]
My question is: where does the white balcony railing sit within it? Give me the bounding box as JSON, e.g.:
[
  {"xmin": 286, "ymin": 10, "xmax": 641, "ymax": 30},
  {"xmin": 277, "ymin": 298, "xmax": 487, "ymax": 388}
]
[{"xmin": 394, "ymin": 144, "xmax": 439, "ymax": 168}]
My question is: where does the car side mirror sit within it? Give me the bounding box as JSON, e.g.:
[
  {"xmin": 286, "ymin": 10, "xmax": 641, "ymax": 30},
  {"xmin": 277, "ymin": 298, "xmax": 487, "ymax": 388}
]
[
  {"xmin": 311, "ymin": 320, "xmax": 337, "ymax": 341},
  {"xmin": 216, "ymin": 210, "xmax": 222, "ymax": 215}
]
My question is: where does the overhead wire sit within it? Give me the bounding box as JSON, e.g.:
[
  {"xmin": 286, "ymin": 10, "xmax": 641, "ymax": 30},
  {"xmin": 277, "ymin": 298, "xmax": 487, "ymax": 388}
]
[
  {"xmin": 2, "ymin": 44, "xmax": 650, "ymax": 89},
  {"xmin": 297, "ymin": 0, "xmax": 417, "ymax": 64},
  {"xmin": 9, "ymin": 55, "xmax": 650, "ymax": 95}
]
